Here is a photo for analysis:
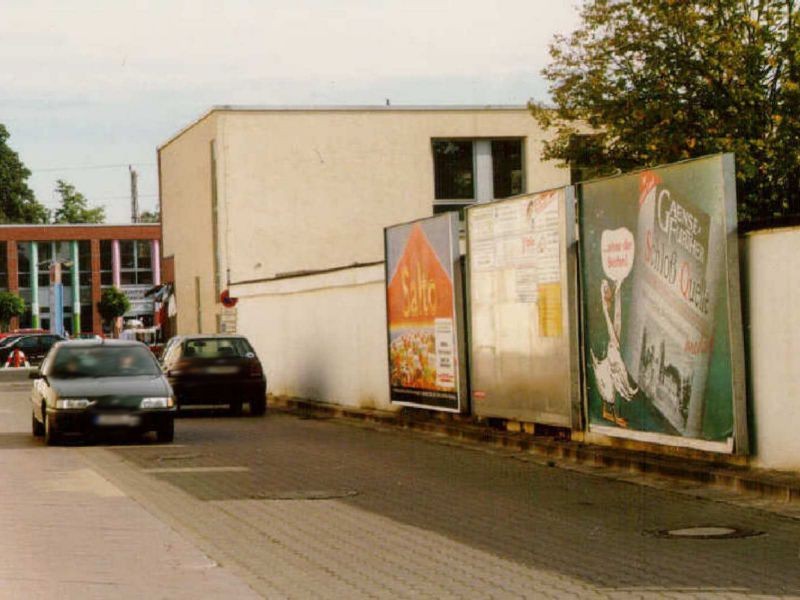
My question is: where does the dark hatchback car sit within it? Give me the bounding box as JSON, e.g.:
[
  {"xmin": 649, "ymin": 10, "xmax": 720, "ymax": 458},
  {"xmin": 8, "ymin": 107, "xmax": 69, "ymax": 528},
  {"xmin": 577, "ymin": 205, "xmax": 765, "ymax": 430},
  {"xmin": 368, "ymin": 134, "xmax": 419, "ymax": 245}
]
[
  {"xmin": 0, "ymin": 333, "xmax": 65, "ymax": 365},
  {"xmin": 30, "ymin": 340, "xmax": 176, "ymax": 445},
  {"xmin": 161, "ymin": 335, "xmax": 267, "ymax": 415}
]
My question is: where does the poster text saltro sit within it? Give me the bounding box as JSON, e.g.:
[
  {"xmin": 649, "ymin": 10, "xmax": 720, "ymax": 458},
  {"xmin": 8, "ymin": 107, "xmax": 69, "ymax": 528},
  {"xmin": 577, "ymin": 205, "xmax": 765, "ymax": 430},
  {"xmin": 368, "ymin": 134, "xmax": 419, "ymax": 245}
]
[
  {"xmin": 579, "ymin": 155, "xmax": 745, "ymax": 453},
  {"xmin": 384, "ymin": 214, "xmax": 464, "ymax": 412}
]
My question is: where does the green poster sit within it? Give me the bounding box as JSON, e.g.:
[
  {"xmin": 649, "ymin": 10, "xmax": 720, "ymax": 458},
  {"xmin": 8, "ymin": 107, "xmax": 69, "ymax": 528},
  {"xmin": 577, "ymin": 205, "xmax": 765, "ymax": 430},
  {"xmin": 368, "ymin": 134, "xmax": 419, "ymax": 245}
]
[{"xmin": 579, "ymin": 154, "xmax": 746, "ymax": 453}]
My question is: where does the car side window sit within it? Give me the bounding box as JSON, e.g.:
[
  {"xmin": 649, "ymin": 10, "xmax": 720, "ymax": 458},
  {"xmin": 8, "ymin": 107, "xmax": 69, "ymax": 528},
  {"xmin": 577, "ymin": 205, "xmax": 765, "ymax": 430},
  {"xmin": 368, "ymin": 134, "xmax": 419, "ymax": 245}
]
[
  {"xmin": 162, "ymin": 342, "xmax": 180, "ymax": 366},
  {"xmin": 41, "ymin": 336, "xmax": 60, "ymax": 350},
  {"xmin": 17, "ymin": 337, "xmax": 38, "ymax": 351},
  {"xmin": 40, "ymin": 349, "xmax": 55, "ymax": 375}
]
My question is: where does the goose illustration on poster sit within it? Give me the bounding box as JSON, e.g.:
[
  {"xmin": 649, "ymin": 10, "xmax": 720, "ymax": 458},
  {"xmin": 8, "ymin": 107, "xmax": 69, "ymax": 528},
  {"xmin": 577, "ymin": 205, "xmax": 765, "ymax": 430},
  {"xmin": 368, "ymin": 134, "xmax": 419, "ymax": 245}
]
[{"xmin": 579, "ymin": 155, "xmax": 747, "ymax": 453}]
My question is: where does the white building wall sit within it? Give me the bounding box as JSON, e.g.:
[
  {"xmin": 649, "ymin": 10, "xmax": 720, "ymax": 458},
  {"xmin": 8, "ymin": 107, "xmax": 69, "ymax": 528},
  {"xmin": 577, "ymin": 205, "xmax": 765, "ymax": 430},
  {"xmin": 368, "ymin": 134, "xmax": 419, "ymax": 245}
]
[
  {"xmin": 234, "ymin": 265, "xmax": 393, "ymax": 411},
  {"xmin": 742, "ymin": 226, "xmax": 800, "ymax": 470},
  {"xmin": 218, "ymin": 108, "xmax": 568, "ymax": 285}
]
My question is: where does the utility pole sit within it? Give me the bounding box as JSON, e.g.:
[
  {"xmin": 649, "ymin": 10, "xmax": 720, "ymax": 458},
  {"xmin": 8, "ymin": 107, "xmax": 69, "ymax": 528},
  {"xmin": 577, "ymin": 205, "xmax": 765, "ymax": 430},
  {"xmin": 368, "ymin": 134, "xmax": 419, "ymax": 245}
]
[{"xmin": 129, "ymin": 165, "xmax": 139, "ymax": 223}]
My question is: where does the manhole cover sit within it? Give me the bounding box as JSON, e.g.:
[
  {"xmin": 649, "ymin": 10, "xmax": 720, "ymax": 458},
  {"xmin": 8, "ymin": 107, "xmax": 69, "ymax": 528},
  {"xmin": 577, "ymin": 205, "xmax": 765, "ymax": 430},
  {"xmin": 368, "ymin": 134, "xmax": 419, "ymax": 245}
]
[
  {"xmin": 250, "ymin": 490, "xmax": 358, "ymax": 501},
  {"xmin": 649, "ymin": 526, "xmax": 765, "ymax": 539}
]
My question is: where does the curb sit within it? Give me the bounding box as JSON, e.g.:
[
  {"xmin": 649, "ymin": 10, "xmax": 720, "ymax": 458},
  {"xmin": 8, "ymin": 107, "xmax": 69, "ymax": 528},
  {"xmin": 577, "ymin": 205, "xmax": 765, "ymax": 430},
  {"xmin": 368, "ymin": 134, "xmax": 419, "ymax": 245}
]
[
  {"xmin": 0, "ymin": 368, "xmax": 33, "ymax": 382},
  {"xmin": 270, "ymin": 395, "xmax": 800, "ymax": 505}
]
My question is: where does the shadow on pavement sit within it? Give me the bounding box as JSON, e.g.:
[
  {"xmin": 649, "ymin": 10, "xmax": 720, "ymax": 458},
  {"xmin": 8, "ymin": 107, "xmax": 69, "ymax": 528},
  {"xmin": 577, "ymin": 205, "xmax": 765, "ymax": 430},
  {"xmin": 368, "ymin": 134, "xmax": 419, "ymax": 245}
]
[{"xmin": 0, "ymin": 432, "xmax": 41, "ymax": 449}]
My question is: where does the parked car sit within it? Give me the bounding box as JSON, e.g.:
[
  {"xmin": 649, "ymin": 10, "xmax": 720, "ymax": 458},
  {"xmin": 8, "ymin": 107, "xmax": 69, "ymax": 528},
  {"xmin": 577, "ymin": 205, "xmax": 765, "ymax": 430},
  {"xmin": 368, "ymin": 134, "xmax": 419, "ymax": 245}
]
[
  {"xmin": 0, "ymin": 333, "xmax": 65, "ymax": 366},
  {"xmin": 161, "ymin": 335, "xmax": 267, "ymax": 415},
  {"xmin": 0, "ymin": 328, "xmax": 47, "ymax": 340},
  {"xmin": 30, "ymin": 339, "xmax": 176, "ymax": 445}
]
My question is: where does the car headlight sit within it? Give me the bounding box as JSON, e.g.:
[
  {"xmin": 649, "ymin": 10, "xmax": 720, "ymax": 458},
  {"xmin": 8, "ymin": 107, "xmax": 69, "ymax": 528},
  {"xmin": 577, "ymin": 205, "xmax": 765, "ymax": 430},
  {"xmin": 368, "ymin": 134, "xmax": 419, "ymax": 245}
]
[
  {"xmin": 140, "ymin": 397, "xmax": 174, "ymax": 409},
  {"xmin": 55, "ymin": 398, "xmax": 91, "ymax": 409}
]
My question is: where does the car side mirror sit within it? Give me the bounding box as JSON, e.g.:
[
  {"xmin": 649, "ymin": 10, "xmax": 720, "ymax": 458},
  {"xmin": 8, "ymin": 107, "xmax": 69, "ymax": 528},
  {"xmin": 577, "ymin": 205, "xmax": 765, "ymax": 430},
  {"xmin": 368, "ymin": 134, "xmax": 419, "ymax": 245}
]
[{"xmin": 28, "ymin": 369, "xmax": 41, "ymax": 380}]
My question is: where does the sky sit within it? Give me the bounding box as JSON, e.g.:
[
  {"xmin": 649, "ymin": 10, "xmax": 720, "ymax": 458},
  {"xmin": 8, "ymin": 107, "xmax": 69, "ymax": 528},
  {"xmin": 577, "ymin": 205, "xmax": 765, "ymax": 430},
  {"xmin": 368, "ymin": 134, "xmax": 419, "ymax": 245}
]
[{"xmin": 0, "ymin": 0, "xmax": 581, "ymax": 223}]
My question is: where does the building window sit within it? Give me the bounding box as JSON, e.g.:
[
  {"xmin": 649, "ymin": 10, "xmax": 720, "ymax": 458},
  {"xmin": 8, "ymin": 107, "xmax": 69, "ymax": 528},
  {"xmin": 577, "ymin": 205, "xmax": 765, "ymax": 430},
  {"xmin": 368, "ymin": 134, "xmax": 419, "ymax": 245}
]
[
  {"xmin": 0, "ymin": 243, "xmax": 7, "ymax": 290},
  {"xmin": 78, "ymin": 241, "xmax": 92, "ymax": 286},
  {"xmin": 100, "ymin": 240, "xmax": 113, "ymax": 285},
  {"xmin": 432, "ymin": 138, "xmax": 524, "ymax": 218},
  {"xmin": 491, "ymin": 140, "xmax": 524, "ymax": 199},
  {"xmin": 433, "ymin": 140, "xmax": 474, "ymax": 200},
  {"xmin": 17, "ymin": 244, "xmax": 30, "ymax": 289},
  {"xmin": 119, "ymin": 240, "xmax": 153, "ymax": 286}
]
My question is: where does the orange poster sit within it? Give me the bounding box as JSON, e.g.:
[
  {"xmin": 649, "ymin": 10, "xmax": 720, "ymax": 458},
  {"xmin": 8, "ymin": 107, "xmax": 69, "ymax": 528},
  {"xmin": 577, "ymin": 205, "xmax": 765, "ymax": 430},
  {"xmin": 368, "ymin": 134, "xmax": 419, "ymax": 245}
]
[{"xmin": 385, "ymin": 215, "xmax": 462, "ymax": 411}]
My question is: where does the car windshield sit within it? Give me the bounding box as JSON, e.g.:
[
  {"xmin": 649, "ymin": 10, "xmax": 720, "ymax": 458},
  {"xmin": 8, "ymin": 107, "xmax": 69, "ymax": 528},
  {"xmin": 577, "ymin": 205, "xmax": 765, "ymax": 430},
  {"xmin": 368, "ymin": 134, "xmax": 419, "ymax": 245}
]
[
  {"xmin": 183, "ymin": 338, "xmax": 254, "ymax": 359},
  {"xmin": 50, "ymin": 345, "xmax": 161, "ymax": 379}
]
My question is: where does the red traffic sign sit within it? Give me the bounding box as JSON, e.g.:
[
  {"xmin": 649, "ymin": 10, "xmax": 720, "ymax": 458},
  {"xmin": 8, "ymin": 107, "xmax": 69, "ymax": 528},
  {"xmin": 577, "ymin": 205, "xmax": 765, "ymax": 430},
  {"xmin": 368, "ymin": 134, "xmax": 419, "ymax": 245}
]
[{"xmin": 220, "ymin": 289, "xmax": 238, "ymax": 308}]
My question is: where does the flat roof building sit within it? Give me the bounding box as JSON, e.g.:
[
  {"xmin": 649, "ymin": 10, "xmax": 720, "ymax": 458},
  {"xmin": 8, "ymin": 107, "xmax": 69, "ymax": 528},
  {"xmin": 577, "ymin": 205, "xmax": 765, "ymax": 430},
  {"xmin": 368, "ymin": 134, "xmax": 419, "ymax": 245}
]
[{"xmin": 0, "ymin": 223, "xmax": 161, "ymax": 334}]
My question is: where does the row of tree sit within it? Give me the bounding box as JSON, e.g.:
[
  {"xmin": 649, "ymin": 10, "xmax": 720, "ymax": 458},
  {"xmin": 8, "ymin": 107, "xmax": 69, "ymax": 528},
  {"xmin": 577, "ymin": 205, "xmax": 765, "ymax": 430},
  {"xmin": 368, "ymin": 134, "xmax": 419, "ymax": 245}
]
[
  {"xmin": 0, "ymin": 287, "xmax": 130, "ymax": 333},
  {"xmin": 0, "ymin": 124, "xmax": 158, "ymax": 224}
]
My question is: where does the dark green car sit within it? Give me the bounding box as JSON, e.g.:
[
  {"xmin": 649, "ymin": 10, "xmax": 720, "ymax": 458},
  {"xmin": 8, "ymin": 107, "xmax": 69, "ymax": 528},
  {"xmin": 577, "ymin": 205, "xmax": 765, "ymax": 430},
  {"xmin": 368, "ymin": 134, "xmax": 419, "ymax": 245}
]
[{"xmin": 30, "ymin": 340, "xmax": 176, "ymax": 445}]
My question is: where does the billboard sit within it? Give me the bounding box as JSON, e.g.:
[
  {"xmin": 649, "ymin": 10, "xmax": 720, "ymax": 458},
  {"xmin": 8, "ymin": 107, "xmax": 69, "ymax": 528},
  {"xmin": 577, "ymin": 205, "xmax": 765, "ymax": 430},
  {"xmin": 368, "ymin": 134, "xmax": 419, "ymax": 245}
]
[
  {"xmin": 384, "ymin": 213, "xmax": 466, "ymax": 412},
  {"xmin": 466, "ymin": 188, "xmax": 580, "ymax": 426},
  {"xmin": 579, "ymin": 154, "xmax": 747, "ymax": 453}
]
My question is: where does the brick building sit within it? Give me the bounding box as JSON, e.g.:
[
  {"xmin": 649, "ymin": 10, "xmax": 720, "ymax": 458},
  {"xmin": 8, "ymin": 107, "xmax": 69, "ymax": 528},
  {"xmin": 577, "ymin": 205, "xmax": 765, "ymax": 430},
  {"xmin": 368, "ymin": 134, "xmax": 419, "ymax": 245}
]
[{"xmin": 0, "ymin": 223, "xmax": 161, "ymax": 334}]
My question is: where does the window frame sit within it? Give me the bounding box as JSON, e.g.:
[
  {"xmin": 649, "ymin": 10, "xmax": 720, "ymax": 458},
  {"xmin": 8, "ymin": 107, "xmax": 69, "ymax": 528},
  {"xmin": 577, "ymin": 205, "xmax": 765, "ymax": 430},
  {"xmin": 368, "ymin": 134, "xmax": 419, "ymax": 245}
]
[{"xmin": 431, "ymin": 137, "xmax": 526, "ymax": 218}]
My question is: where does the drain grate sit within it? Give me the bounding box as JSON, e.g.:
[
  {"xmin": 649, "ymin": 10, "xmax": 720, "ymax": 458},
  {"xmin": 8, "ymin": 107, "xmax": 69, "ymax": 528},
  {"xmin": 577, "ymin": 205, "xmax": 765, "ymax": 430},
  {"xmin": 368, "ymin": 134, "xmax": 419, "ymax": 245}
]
[
  {"xmin": 249, "ymin": 489, "xmax": 358, "ymax": 501},
  {"xmin": 649, "ymin": 526, "xmax": 765, "ymax": 540}
]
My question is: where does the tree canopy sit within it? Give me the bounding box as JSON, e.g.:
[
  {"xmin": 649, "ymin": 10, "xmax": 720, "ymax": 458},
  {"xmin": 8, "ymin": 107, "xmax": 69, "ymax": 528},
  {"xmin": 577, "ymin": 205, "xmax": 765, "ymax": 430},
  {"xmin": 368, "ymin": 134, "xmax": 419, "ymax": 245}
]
[
  {"xmin": 532, "ymin": 0, "xmax": 800, "ymax": 223},
  {"xmin": 137, "ymin": 210, "xmax": 160, "ymax": 223},
  {"xmin": 0, "ymin": 124, "xmax": 49, "ymax": 223},
  {"xmin": 52, "ymin": 179, "xmax": 105, "ymax": 223},
  {"xmin": 97, "ymin": 287, "xmax": 130, "ymax": 324},
  {"xmin": 0, "ymin": 292, "xmax": 25, "ymax": 332}
]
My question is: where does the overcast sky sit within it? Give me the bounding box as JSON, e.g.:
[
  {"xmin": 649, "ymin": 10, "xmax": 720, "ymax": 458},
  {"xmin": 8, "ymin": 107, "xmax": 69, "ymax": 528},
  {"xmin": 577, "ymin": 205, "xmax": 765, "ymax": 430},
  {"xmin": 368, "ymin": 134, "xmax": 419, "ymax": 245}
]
[{"xmin": 1, "ymin": 0, "xmax": 581, "ymax": 223}]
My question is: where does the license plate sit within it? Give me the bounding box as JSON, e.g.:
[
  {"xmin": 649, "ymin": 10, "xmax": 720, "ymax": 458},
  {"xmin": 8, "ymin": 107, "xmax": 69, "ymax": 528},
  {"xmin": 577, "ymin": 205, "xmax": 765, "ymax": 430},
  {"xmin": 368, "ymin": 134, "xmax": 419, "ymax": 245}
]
[
  {"xmin": 206, "ymin": 366, "xmax": 238, "ymax": 374},
  {"xmin": 95, "ymin": 414, "xmax": 141, "ymax": 427}
]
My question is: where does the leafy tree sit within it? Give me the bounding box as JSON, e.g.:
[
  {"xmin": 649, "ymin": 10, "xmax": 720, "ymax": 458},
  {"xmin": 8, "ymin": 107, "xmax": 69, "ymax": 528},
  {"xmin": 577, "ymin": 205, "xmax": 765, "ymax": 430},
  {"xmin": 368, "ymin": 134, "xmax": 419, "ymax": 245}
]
[
  {"xmin": 97, "ymin": 287, "xmax": 130, "ymax": 326},
  {"xmin": 0, "ymin": 292, "xmax": 25, "ymax": 332},
  {"xmin": 52, "ymin": 180, "xmax": 105, "ymax": 223},
  {"xmin": 532, "ymin": 0, "xmax": 800, "ymax": 223},
  {"xmin": 137, "ymin": 210, "xmax": 160, "ymax": 223},
  {"xmin": 0, "ymin": 124, "xmax": 49, "ymax": 223}
]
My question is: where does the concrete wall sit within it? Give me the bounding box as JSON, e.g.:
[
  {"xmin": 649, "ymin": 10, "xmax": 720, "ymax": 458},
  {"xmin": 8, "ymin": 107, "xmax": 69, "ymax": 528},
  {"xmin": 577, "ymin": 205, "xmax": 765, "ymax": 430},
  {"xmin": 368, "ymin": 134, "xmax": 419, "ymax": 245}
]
[
  {"xmin": 159, "ymin": 113, "xmax": 220, "ymax": 334},
  {"xmin": 741, "ymin": 226, "xmax": 800, "ymax": 470},
  {"xmin": 233, "ymin": 264, "xmax": 392, "ymax": 411}
]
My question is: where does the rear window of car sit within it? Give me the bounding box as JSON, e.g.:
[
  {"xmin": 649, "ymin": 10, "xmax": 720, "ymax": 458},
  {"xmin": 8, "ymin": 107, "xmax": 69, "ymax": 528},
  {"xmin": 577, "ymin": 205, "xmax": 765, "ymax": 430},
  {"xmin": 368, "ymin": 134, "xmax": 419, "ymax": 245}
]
[
  {"xmin": 50, "ymin": 345, "xmax": 161, "ymax": 378},
  {"xmin": 183, "ymin": 338, "xmax": 254, "ymax": 359},
  {"xmin": 0, "ymin": 336, "xmax": 22, "ymax": 348}
]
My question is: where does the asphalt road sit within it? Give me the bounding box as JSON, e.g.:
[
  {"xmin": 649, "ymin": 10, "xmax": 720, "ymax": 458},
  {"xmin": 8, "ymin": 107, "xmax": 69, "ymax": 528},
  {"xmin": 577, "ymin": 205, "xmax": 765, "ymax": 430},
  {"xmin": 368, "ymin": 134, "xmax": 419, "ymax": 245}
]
[{"xmin": 2, "ymin": 379, "xmax": 800, "ymax": 598}]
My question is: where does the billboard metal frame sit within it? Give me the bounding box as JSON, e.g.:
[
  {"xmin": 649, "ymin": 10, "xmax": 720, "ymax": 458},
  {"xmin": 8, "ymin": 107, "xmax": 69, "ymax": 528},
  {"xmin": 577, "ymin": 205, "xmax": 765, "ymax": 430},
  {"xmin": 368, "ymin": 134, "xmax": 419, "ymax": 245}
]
[
  {"xmin": 576, "ymin": 154, "xmax": 748, "ymax": 454},
  {"xmin": 464, "ymin": 187, "xmax": 582, "ymax": 428}
]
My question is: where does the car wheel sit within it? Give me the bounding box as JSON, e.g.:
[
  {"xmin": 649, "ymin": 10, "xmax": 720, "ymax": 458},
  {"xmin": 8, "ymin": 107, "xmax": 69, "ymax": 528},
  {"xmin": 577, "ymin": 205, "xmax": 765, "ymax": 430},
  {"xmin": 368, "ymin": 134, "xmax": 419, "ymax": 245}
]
[
  {"xmin": 43, "ymin": 409, "xmax": 60, "ymax": 446},
  {"xmin": 250, "ymin": 395, "xmax": 266, "ymax": 416},
  {"xmin": 156, "ymin": 419, "xmax": 175, "ymax": 443},
  {"xmin": 229, "ymin": 400, "xmax": 242, "ymax": 416},
  {"xmin": 32, "ymin": 411, "xmax": 44, "ymax": 437}
]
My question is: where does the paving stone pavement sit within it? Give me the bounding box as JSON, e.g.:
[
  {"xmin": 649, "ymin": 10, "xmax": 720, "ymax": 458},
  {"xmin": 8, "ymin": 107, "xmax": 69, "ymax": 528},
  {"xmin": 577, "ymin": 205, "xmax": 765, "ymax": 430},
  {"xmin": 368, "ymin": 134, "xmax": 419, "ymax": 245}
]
[
  {"xmin": 76, "ymin": 409, "xmax": 800, "ymax": 599},
  {"xmin": 0, "ymin": 384, "xmax": 259, "ymax": 600}
]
